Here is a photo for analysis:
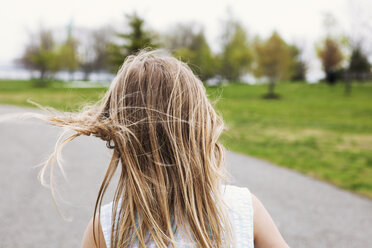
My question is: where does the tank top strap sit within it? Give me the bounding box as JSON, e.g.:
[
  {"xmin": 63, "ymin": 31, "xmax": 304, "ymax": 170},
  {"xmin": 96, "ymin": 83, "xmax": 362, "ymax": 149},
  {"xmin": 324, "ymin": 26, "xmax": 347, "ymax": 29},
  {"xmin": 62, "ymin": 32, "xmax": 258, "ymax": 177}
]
[
  {"xmin": 222, "ymin": 184, "xmax": 254, "ymax": 248},
  {"xmin": 100, "ymin": 201, "xmax": 114, "ymax": 248}
]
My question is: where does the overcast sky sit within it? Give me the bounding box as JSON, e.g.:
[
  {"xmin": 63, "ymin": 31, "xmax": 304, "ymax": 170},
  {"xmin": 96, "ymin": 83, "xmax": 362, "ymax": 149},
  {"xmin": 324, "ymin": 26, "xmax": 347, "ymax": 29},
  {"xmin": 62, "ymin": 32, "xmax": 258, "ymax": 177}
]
[{"xmin": 1, "ymin": 0, "xmax": 368, "ymax": 81}]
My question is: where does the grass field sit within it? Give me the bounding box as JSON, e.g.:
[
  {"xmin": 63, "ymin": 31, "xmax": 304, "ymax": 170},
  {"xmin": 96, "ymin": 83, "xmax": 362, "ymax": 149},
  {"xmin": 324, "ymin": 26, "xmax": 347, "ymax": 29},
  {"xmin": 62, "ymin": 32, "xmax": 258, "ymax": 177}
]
[
  {"xmin": 1, "ymin": 79, "xmax": 372, "ymax": 198},
  {"xmin": 0, "ymin": 80, "xmax": 107, "ymax": 111}
]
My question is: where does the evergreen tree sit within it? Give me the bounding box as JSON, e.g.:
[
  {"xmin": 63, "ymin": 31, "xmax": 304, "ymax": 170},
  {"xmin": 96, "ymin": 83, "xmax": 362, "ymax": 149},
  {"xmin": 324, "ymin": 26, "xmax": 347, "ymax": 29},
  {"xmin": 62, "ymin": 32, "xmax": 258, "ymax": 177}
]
[
  {"xmin": 344, "ymin": 44, "xmax": 371, "ymax": 95},
  {"xmin": 348, "ymin": 45, "xmax": 371, "ymax": 81},
  {"xmin": 108, "ymin": 13, "xmax": 158, "ymax": 72}
]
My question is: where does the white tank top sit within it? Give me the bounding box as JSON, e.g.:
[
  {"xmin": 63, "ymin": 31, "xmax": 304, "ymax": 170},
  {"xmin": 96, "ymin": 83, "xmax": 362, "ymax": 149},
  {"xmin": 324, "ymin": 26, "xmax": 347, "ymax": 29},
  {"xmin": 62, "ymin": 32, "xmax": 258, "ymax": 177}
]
[{"xmin": 100, "ymin": 185, "xmax": 254, "ymax": 247}]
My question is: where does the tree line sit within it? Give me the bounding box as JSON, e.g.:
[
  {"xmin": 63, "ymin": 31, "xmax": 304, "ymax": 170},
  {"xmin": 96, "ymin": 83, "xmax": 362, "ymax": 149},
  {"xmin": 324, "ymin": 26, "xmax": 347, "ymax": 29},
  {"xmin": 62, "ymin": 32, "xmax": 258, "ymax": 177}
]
[{"xmin": 21, "ymin": 13, "xmax": 371, "ymax": 97}]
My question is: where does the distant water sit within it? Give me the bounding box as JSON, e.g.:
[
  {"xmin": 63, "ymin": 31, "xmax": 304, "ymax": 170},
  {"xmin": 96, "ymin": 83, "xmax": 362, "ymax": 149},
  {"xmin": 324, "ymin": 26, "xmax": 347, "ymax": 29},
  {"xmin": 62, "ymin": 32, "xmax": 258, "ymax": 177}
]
[
  {"xmin": 0, "ymin": 62, "xmax": 115, "ymax": 84},
  {"xmin": 0, "ymin": 61, "xmax": 323, "ymax": 84}
]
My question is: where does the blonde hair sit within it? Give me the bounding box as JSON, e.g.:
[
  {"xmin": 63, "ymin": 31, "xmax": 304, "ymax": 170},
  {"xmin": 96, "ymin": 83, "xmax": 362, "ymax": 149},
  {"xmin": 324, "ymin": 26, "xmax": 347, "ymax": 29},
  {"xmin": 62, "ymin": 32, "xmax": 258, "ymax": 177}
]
[{"xmin": 27, "ymin": 50, "xmax": 233, "ymax": 247}]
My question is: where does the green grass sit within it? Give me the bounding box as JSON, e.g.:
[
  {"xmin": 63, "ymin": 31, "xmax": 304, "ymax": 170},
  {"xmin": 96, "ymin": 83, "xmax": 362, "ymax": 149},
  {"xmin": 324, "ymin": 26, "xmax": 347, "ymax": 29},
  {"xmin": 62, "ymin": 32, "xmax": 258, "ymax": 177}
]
[
  {"xmin": 1, "ymin": 79, "xmax": 372, "ymax": 198},
  {"xmin": 207, "ymin": 83, "xmax": 372, "ymax": 198},
  {"xmin": 0, "ymin": 80, "xmax": 107, "ymax": 111}
]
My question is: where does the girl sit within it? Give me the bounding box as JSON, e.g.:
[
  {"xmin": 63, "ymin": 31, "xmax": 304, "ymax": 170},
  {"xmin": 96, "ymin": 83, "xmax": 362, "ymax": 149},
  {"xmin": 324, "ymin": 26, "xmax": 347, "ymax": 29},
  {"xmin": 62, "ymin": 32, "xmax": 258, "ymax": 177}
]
[{"xmin": 32, "ymin": 50, "xmax": 289, "ymax": 247}]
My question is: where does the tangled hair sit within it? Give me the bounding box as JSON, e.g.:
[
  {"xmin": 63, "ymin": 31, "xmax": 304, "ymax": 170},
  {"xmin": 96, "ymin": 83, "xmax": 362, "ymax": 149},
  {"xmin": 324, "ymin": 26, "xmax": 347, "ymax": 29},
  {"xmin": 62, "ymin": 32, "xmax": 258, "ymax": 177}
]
[{"xmin": 23, "ymin": 50, "xmax": 233, "ymax": 247}]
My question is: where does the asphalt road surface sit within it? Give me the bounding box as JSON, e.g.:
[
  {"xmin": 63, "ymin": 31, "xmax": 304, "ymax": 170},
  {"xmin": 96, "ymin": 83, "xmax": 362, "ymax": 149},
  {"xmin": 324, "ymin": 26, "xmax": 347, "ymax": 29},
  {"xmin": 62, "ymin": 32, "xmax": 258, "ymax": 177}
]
[{"xmin": 1, "ymin": 105, "xmax": 371, "ymax": 248}]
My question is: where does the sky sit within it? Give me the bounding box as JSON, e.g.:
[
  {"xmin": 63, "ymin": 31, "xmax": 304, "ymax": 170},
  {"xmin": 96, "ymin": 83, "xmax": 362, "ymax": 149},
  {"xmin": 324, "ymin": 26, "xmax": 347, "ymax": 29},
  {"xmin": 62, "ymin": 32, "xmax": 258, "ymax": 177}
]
[{"xmin": 0, "ymin": 0, "xmax": 366, "ymax": 81}]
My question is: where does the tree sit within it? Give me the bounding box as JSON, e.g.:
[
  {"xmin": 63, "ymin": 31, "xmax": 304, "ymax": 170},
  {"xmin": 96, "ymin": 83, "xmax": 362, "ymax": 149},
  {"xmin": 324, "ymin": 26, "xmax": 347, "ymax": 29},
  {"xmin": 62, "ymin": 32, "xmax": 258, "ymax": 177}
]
[
  {"xmin": 108, "ymin": 13, "xmax": 158, "ymax": 71},
  {"xmin": 164, "ymin": 23, "xmax": 198, "ymax": 50},
  {"xmin": 289, "ymin": 44, "xmax": 307, "ymax": 82},
  {"xmin": 347, "ymin": 45, "xmax": 371, "ymax": 80},
  {"xmin": 165, "ymin": 23, "xmax": 216, "ymax": 81},
  {"xmin": 344, "ymin": 44, "xmax": 371, "ymax": 95},
  {"xmin": 253, "ymin": 32, "xmax": 293, "ymax": 98},
  {"xmin": 79, "ymin": 26, "xmax": 112, "ymax": 80},
  {"xmin": 316, "ymin": 38, "xmax": 344, "ymax": 84},
  {"xmin": 316, "ymin": 12, "xmax": 346, "ymax": 85},
  {"xmin": 21, "ymin": 28, "xmax": 61, "ymax": 80},
  {"xmin": 59, "ymin": 37, "xmax": 79, "ymax": 80},
  {"xmin": 218, "ymin": 21, "xmax": 252, "ymax": 81}
]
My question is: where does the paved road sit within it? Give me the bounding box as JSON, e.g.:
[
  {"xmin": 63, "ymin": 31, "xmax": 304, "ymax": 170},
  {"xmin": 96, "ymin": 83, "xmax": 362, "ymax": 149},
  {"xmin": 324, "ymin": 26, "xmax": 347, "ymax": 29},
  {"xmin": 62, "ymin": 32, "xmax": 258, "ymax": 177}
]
[{"xmin": 0, "ymin": 105, "xmax": 371, "ymax": 248}]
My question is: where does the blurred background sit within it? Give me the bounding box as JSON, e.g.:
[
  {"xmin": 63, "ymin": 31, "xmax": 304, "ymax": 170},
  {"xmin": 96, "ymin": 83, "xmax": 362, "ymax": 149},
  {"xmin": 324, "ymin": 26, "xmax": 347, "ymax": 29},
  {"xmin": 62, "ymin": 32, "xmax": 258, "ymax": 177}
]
[{"xmin": 0, "ymin": 0, "xmax": 372, "ymax": 247}]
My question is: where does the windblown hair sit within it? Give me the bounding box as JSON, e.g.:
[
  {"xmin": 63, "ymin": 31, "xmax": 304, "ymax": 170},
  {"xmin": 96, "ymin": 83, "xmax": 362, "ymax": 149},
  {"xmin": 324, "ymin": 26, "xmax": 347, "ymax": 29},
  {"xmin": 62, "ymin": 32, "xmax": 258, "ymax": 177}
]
[{"xmin": 33, "ymin": 50, "xmax": 233, "ymax": 247}]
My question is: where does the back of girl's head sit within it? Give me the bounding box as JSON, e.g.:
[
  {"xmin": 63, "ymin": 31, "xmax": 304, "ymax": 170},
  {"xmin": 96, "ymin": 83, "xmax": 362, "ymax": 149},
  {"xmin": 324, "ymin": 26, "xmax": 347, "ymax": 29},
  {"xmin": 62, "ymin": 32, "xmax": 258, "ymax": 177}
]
[
  {"xmin": 39, "ymin": 50, "xmax": 232, "ymax": 247},
  {"xmin": 101, "ymin": 50, "xmax": 223, "ymax": 161}
]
